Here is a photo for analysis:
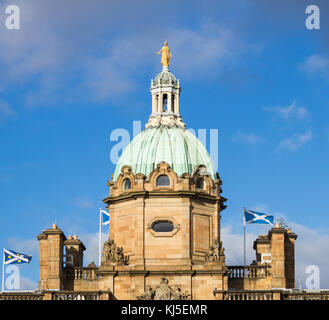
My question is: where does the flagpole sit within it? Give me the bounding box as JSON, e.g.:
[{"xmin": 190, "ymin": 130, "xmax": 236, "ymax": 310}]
[
  {"xmin": 243, "ymin": 208, "xmax": 246, "ymax": 274},
  {"xmin": 99, "ymin": 208, "xmax": 102, "ymax": 267},
  {"xmin": 2, "ymin": 248, "xmax": 5, "ymax": 292}
]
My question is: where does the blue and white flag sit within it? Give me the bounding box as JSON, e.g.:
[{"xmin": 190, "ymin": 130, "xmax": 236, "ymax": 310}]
[
  {"xmin": 4, "ymin": 249, "xmax": 32, "ymax": 265},
  {"xmin": 101, "ymin": 209, "xmax": 110, "ymax": 226},
  {"xmin": 244, "ymin": 209, "xmax": 274, "ymax": 225}
]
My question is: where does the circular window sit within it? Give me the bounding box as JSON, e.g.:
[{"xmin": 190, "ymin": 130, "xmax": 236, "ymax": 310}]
[
  {"xmin": 123, "ymin": 178, "xmax": 131, "ymax": 190},
  {"xmin": 151, "ymin": 220, "xmax": 174, "ymax": 233},
  {"xmin": 156, "ymin": 175, "xmax": 170, "ymax": 187}
]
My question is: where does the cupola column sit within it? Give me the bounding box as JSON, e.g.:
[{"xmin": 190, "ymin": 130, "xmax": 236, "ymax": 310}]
[
  {"xmin": 152, "ymin": 94, "xmax": 156, "ymax": 114},
  {"xmin": 168, "ymin": 93, "xmax": 173, "ymax": 112}
]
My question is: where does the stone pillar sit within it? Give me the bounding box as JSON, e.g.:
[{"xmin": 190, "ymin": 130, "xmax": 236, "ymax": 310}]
[
  {"xmin": 152, "ymin": 94, "xmax": 156, "ymax": 114},
  {"xmin": 37, "ymin": 224, "xmax": 66, "ymax": 290},
  {"xmin": 175, "ymin": 94, "xmax": 179, "ymax": 114},
  {"xmin": 42, "ymin": 292, "xmax": 53, "ymax": 300},
  {"xmin": 285, "ymin": 229, "xmax": 297, "ymax": 288},
  {"xmin": 270, "ymin": 225, "xmax": 286, "ymax": 288},
  {"xmin": 64, "ymin": 235, "xmax": 86, "ymax": 268},
  {"xmin": 158, "ymin": 92, "xmax": 162, "ymax": 112},
  {"xmin": 269, "ymin": 224, "xmax": 297, "ymax": 289},
  {"xmin": 37, "ymin": 233, "xmax": 48, "ymax": 291},
  {"xmin": 168, "ymin": 92, "xmax": 172, "ymax": 113}
]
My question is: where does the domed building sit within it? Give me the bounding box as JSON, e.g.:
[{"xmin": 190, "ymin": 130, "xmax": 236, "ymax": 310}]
[
  {"xmin": 22, "ymin": 44, "xmax": 301, "ymax": 301},
  {"xmin": 101, "ymin": 53, "xmax": 229, "ymax": 299}
]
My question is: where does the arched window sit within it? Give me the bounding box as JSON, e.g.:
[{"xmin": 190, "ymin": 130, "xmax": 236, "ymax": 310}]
[
  {"xmin": 123, "ymin": 178, "xmax": 131, "ymax": 190},
  {"xmin": 156, "ymin": 175, "xmax": 170, "ymax": 187},
  {"xmin": 196, "ymin": 178, "xmax": 204, "ymax": 190},
  {"xmin": 163, "ymin": 94, "xmax": 168, "ymax": 111},
  {"xmin": 152, "ymin": 220, "xmax": 174, "ymax": 233}
]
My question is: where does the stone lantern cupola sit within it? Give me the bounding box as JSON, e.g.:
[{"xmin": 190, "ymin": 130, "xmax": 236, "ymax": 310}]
[{"xmin": 147, "ymin": 65, "xmax": 185, "ymax": 128}]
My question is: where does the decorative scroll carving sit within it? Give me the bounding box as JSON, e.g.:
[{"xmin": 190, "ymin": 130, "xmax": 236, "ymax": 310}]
[
  {"xmin": 102, "ymin": 237, "xmax": 129, "ymax": 265},
  {"xmin": 136, "ymin": 277, "xmax": 190, "ymax": 300},
  {"xmin": 205, "ymin": 240, "xmax": 225, "ymax": 263}
]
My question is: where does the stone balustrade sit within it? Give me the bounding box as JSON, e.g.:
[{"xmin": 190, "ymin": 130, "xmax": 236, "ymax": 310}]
[
  {"xmin": 2, "ymin": 288, "xmax": 329, "ymax": 300},
  {"xmin": 282, "ymin": 291, "xmax": 329, "ymax": 300},
  {"xmin": 52, "ymin": 291, "xmax": 103, "ymax": 300},
  {"xmin": 64, "ymin": 267, "xmax": 98, "ymax": 281},
  {"xmin": 222, "ymin": 290, "xmax": 274, "ymax": 300},
  {"xmin": 228, "ymin": 265, "xmax": 270, "ymax": 279},
  {"xmin": 0, "ymin": 292, "xmax": 44, "ymax": 300},
  {"xmin": 0, "ymin": 290, "xmax": 111, "ymax": 300}
]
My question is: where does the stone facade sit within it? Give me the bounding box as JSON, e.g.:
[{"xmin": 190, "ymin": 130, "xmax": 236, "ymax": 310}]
[{"xmin": 36, "ymin": 163, "xmax": 297, "ymax": 300}]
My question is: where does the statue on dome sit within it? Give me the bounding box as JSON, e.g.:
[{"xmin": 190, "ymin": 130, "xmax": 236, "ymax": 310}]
[{"xmin": 157, "ymin": 41, "xmax": 172, "ymax": 67}]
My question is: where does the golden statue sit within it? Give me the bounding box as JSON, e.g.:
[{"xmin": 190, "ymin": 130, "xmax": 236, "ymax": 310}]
[{"xmin": 157, "ymin": 41, "xmax": 172, "ymax": 67}]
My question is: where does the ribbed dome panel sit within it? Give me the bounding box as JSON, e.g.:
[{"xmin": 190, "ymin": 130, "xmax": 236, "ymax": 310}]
[{"xmin": 113, "ymin": 125, "xmax": 216, "ymax": 181}]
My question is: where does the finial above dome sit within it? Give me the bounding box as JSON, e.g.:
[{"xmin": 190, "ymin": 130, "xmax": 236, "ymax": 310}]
[{"xmin": 157, "ymin": 41, "xmax": 172, "ymax": 69}]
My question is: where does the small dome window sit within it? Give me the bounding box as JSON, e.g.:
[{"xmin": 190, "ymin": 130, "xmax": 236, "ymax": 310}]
[
  {"xmin": 196, "ymin": 178, "xmax": 204, "ymax": 190},
  {"xmin": 156, "ymin": 175, "xmax": 170, "ymax": 187},
  {"xmin": 123, "ymin": 178, "xmax": 131, "ymax": 190},
  {"xmin": 152, "ymin": 220, "xmax": 174, "ymax": 233}
]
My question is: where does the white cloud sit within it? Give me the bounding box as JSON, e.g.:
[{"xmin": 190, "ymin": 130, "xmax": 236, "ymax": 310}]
[
  {"xmin": 221, "ymin": 225, "xmax": 258, "ymax": 265},
  {"xmin": 83, "ymin": 24, "xmax": 246, "ymax": 101},
  {"xmin": 19, "ymin": 276, "xmax": 38, "ymax": 291},
  {"xmin": 290, "ymin": 222, "xmax": 329, "ymax": 290},
  {"xmin": 300, "ymin": 54, "xmax": 329, "ymax": 78},
  {"xmin": 79, "ymin": 232, "xmax": 108, "ymax": 266},
  {"xmin": 0, "ymin": 0, "xmax": 254, "ymax": 107},
  {"xmin": 7, "ymin": 237, "xmax": 39, "ymax": 256},
  {"xmin": 264, "ymin": 100, "xmax": 309, "ymax": 120},
  {"xmin": 278, "ymin": 129, "xmax": 312, "ymax": 151},
  {"xmin": 233, "ymin": 132, "xmax": 265, "ymax": 145}
]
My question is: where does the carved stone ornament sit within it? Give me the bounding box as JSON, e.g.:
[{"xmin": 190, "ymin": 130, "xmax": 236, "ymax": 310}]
[
  {"xmin": 101, "ymin": 237, "xmax": 129, "ymax": 265},
  {"xmin": 136, "ymin": 277, "xmax": 190, "ymax": 300},
  {"xmin": 86, "ymin": 261, "xmax": 97, "ymax": 268},
  {"xmin": 205, "ymin": 240, "xmax": 225, "ymax": 263}
]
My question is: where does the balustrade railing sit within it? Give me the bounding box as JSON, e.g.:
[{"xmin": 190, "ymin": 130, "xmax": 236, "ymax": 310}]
[
  {"xmin": 228, "ymin": 265, "xmax": 270, "ymax": 279},
  {"xmin": 223, "ymin": 290, "xmax": 274, "ymax": 300},
  {"xmin": 0, "ymin": 292, "xmax": 43, "ymax": 300},
  {"xmin": 65, "ymin": 267, "xmax": 97, "ymax": 281},
  {"xmin": 283, "ymin": 291, "xmax": 329, "ymax": 300},
  {"xmin": 2, "ymin": 289, "xmax": 329, "ymax": 300},
  {"xmin": 52, "ymin": 291, "xmax": 102, "ymax": 300}
]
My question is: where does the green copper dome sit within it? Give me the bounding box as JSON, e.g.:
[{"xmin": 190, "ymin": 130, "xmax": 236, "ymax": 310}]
[
  {"xmin": 113, "ymin": 125, "xmax": 216, "ymax": 181},
  {"xmin": 153, "ymin": 69, "xmax": 177, "ymax": 86}
]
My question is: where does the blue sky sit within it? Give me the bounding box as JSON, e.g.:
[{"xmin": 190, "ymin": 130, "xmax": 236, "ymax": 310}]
[{"xmin": 1, "ymin": 0, "xmax": 329, "ymax": 289}]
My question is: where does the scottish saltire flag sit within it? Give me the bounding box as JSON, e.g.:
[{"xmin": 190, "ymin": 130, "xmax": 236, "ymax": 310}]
[
  {"xmin": 101, "ymin": 209, "xmax": 110, "ymax": 225},
  {"xmin": 244, "ymin": 209, "xmax": 274, "ymax": 225},
  {"xmin": 4, "ymin": 249, "xmax": 32, "ymax": 265}
]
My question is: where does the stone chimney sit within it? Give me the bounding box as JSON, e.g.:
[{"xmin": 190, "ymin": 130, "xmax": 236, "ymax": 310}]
[
  {"xmin": 37, "ymin": 224, "xmax": 66, "ymax": 290},
  {"xmin": 253, "ymin": 224, "xmax": 297, "ymax": 289}
]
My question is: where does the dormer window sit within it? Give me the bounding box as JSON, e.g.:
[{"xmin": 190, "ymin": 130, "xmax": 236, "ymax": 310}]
[
  {"xmin": 156, "ymin": 175, "xmax": 170, "ymax": 187},
  {"xmin": 123, "ymin": 178, "xmax": 131, "ymax": 190}
]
